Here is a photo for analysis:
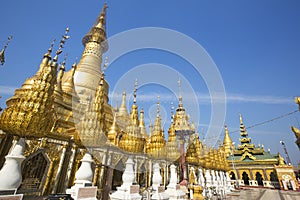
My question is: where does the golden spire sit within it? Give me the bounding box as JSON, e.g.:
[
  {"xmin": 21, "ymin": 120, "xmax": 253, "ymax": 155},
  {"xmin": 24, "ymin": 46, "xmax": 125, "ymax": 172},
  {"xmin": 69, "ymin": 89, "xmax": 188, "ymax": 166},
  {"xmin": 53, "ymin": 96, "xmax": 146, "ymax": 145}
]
[
  {"xmin": 168, "ymin": 123, "xmax": 177, "ymax": 142},
  {"xmin": 186, "ymin": 139, "xmax": 198, "ymax": 164},
  {"xmin": 0, "ymin": 35, "xmax": 12, "ymax": 65},
  {"xmin": 166, "ymin": 123, "xmax": 180, "ymax": 161},
  {"xmin": 278, "ymin": 153, "xmax": 286, "ymax": 166},
  {"xmin": 173, "ymin": 78, "xmax": 194, "ymax": 133},
  {"xmin": 62, "ymin": 62, "xmax": 77, "ymax": 94},
  {"xmin": 139, "ymin": 107, "xmax": 148, "ymax": 138},
  {"xmin": 74, "ymin": 3, "xmax": 109, "ymax": 102},
  {"xmin": 153, "ymin": 96, "xmax": 162, "ymax": 132},
  {"xmin": 202, "ymin": 144, "xmax": 208, "ymax": 168},
  {"xmin": 107, "ymin": 113, "xmax": 118, "ymax": 145},
  {"xmin": 223, "ymin": 124, "xmax": 234, "ymax": 157},
  {"xmin": 130, "ymin": 79, "xmax": 139, "ymax": 126},
  {"xmin": 177, "ymin": 76, "xmax": 184, "ymax": 108},
  {"xmin": 95, "ymin": 73, "xmax": 106, "ymax": 130},
  {"xmin": 239, "ymin": 114, "xmax": 251, "ymax": 144},
  {"xmin": 118, "ymin": 81, "xmax": 145, "ymax": 153},
  {"xmin": 82, "ymin": 3, "xmax": 108, "ymax": 49},
  {"xmin": 239, "ymin": 114, "xmax": 247, "ymax": 135},
  {"xmin": 146, "ymin": 96, "xmax": 166, "ymax": 158},
  {"xmin": 54, "ymin": 55, "xmax": 67, "ymax": 100},
  {"xmin": 118, "ymin": 91, "xmax": 129, "ymax": 117},
  {"xmin": 194, "ymin": 134, "xmax": 203, "ymax": 160}
]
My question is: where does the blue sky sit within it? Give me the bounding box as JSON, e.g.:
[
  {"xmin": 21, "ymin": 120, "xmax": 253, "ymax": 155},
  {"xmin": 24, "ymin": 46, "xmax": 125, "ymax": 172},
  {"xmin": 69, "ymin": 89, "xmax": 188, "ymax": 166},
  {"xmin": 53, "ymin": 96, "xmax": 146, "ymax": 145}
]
[{"xmin": 0, "ymin": 0, "xmax": 299, "ymax": 166}]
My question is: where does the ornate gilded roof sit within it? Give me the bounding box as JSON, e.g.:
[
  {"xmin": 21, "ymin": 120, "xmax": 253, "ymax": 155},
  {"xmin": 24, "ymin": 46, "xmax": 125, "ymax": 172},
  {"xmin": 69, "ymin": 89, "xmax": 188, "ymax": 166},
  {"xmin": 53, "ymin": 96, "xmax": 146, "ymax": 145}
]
[
  {"xmin": 0, "ymin": 33, "xmax": 70, "ymax": 138},
  {"xmin": 223, "ymin": 125, "xmax": 234, "ymax": 157}
]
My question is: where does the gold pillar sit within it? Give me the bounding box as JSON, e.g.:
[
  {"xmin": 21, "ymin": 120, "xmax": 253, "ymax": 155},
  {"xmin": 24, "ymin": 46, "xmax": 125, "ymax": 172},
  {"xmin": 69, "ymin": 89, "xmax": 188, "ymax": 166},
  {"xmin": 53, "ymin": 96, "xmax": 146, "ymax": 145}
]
[
  {"xmin": 148, "ymin": 160, "xmax": 152, "ymax": 187},
  {"xmin": 98, "ymin": 164, "xmax": 107, "ymax": 199},
  {"xmin": 43, "ymin": 161, "xmax": 54, "ymax": 195},
  {"xmin": 52, "ymin": 144, "xmax": 67, "ymax": 193},
  {"xmin": 93, "ymin": 164, "xmax": 100, "ymax": 186},
  {"xmin": 64, "ymin": 144, "xmax": 76, "ymax": 189}
]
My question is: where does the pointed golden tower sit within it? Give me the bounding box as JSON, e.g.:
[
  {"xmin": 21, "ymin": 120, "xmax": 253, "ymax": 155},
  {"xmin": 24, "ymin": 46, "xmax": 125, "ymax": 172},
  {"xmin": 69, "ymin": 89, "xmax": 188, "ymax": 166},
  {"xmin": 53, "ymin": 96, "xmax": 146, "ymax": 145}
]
[
  {"xmin": 78, "ymin": 73, "xmax": 106, "ymax": 147},
  {"xmin": 146, "ymin": 97, "xmax": 166, "ymax": 158},
  {"xmin": 203, "ymin": 144, "xmax": 210, "ymax": 169},
  {"xmin": 223, "ymin": 125, "xmax": 234, "ymax": 157},
  {"xmin": 186, "ymin": 137, "xmax": 198, "ymax": 164},
  {"xmin": 54, "ymin": 58, "xmax": 66, "ymax": 102},
  {"xmin": 0, "ymin": 30, "xmax": 69, "ymax": 137},
  {"xmin": 52, "ymin": 61, "xmax": 81, "ymax": 133},
  {"xmin": 118, "ymin": 91, "xmax": 129, "ymax": 117},
  {"xmin": 74, "ymin": 3, "xmax": 109, "ymax": 102},
  {"xmin": 107, "ymin": 113, "xmax": 118, "ymax": 145},
  {"xmin": 116, "ymin": 91, "xmax": 130, "ymax": 131},
  {"xmin": 237, "ymin": 114, "xmax": 255, "ymax": 150},
  {"xmin": 166, "ymin": 123, "xmax": 180, "ymax": 161},
  {"xmin": 118, "ymin": 82, "xmax": 145, "ymax": 153},
  {"xmin": 139, "ymin": 107, "xmax": 148, "ymax": 139},
  {"xmin": 129, "ymin": 79, "xmax": 139, "ymax": 127}
]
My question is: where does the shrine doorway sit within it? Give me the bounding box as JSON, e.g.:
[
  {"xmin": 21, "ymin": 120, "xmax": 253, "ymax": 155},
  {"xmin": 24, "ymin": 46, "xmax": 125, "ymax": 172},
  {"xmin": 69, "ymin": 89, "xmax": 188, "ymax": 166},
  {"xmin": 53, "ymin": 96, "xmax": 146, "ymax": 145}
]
[
  {"xmin": 230, "ymin": 171, "xmax": 236, "ymax": 180},
  {"xmin": 19, "ymin": 150, "xmax": 50, "ymax": 195},
  {"xmin": 242, "ymin": 172, "xmax": 250, "ymax": 185},
  {"xmin": 255, "ymin": 172, "xmax": 264, "ymax": 186},
  {"xmin": 112, "ymin": 160, "xmax": 125, "ymax": 190}
]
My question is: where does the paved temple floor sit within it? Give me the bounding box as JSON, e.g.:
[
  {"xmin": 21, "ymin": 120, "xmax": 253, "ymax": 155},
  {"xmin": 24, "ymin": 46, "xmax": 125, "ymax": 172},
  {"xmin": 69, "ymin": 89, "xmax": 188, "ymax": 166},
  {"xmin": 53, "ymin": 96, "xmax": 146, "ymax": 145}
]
[
  {"xmin": 226, "ymin": 188, "xmax": 300, "ymax": 200},
  {"xmin": 20, "ymin": 188, "xmax": 300, "ymax": 200}
]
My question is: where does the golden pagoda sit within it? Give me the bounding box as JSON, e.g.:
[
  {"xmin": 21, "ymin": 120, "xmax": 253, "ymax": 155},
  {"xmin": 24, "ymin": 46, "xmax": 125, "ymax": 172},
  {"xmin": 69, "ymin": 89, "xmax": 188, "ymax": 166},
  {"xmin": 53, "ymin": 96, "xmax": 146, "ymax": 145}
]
[
  {"xmin": 165, "ymin": 123, "xmax": 181, "ymax": 161},
  {"xmin": 146, "ymin": 97, "xmax": 166, "ymax": 158},
  {"xmin": 186, "ymin": 134, "xmax": 202, "ymax": 165},
  {"xmin": 223, "ymin": 125, "xmax": 234, "ymax": 157},
  {"xmin": 0, "ymin": 3, "xmax": 252, "ymax": 198}
]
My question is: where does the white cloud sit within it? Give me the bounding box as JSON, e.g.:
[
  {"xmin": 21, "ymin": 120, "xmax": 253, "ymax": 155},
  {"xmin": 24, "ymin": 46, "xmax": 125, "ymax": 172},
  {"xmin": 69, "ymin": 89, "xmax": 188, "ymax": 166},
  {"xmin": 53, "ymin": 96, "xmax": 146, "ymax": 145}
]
[
  {"xmin": 0, "ymin": 85, "xmax": 16, "ymax": 95},
  {"xmin": 109, "ymin": 91, "xmax": 293, "ymax": 105},
  {"xmin": 225, "ymin": 93, "xmax": 293, "ymax": 105},
  {"xmin": 1, "ymin": 85, "xmax": 291, "ymax": 105}
]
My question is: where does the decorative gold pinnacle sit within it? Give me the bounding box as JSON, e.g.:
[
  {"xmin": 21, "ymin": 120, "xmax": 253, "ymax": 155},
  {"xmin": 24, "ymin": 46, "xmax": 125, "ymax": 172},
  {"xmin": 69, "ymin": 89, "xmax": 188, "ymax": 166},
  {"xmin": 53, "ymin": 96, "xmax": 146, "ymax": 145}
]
[
  {"xmin": 55, "ymin": 27, "xmax": 70, "ymax": 59},
  {"xmin": 82, "ymin": 3, "xmax": 108, "ymax": 49}
]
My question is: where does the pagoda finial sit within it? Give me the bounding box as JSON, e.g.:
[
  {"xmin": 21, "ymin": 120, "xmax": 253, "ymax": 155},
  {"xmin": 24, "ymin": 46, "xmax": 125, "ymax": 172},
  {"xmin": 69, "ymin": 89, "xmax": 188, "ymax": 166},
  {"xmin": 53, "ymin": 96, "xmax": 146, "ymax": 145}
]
[
  {"xmin": 178, "ymin": 75, "xmax": 182, "ymax": 97},
  {"xmin": 82, "ymin": 3, "xmax": 108, "ymax": 48},
  {"xmin": 239, "ymin": 113, "xmax": 243, "ymax": 124},
  {"xmin": 48, "ymin": 39, "xmax": 56, "ymax": 55},
  {"xmin": 95, "ymin": 3, "xmax": 108, "ymax": 29},
  {"xmin": 0, "ymin": 35, "xmax": 12, "ymax": 65},
  {"xmin": 107, "ymin": 112, "xmax": 118, "ymax": 145},
  {"xmin": 55, "ymin": 53, "xmax": 67, "ymax": 95},
  {"xmin": 171, "ymin": 102, "xmax": 175, "ymax": 123},
  {"xmin": 223, "ymin": 124, "xmax": 234, "ymax": 157},
  {"xmin": 139, "ymin": 107, "xmax": 148, "ymax": 138},
  {"xmin": 118, "ymin": 91, "xmax": 128, "ymax": 117},
  {"xmin": 54, "ymin": 27, "xmax": 70, "ymax": 61},
  {"xmin": 157, "ymin": 96, "xmax": 160, "ymax": 117},
  {"xmin": 133, "ymin": 79, "xmax": 138, "ymax": 104},
  {"xmin": 177, "ymin": 76, "xmax": 183, "ymax": 107},
  {"xmin": 130, "ymin": 79, "xmax": 139, "ymax": 126},
  {"xmin": 62, "ymin": 61, "xmax": 77, "ymax": 94}
]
